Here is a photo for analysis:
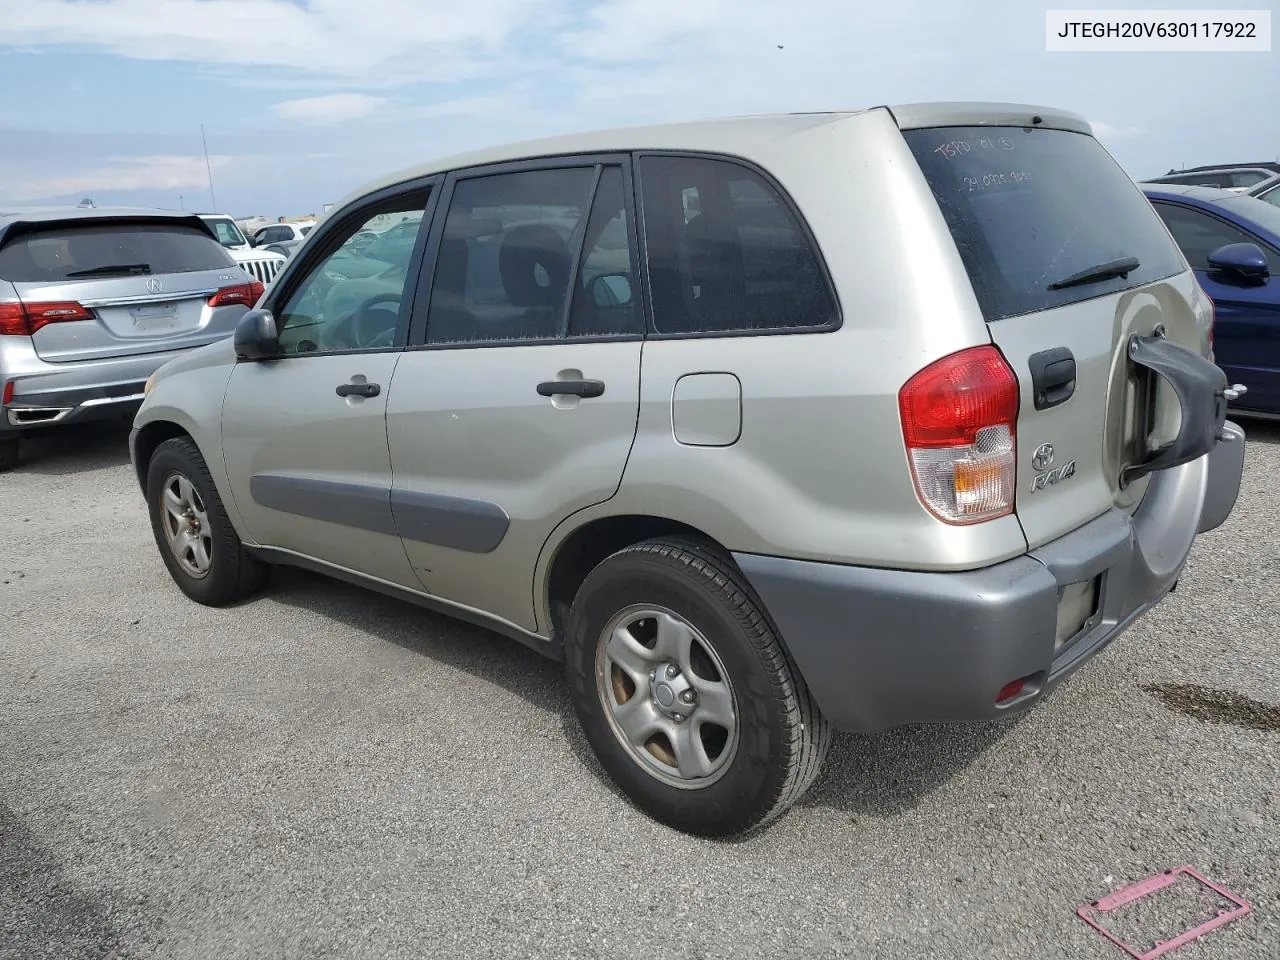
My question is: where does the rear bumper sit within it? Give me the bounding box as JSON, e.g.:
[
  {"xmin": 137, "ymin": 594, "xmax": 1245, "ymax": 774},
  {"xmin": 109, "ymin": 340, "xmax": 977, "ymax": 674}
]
[
  {"xmin": 734, "ymin": 421, "xmax": 1246, "ymax": 734},
  {"xmin": 0, "ymin": 338, "xmax": 188, "ymax": 436}
]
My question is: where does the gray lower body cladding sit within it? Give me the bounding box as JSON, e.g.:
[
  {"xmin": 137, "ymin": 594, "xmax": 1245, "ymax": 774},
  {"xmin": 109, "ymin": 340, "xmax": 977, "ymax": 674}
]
[{"xmin": 733, "ymin": 422, "xmax": 1246, "ymax": 734}]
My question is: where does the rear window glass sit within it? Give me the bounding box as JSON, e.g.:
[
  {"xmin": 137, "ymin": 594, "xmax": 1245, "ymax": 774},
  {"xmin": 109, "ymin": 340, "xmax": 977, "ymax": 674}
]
[
  {"xmin": 903, "ymin": 126, "xmax": 1185, "ymax": 321},
  {"xmin": 0, "ymin": 221, "xmax": 234, "ymax": 283}
]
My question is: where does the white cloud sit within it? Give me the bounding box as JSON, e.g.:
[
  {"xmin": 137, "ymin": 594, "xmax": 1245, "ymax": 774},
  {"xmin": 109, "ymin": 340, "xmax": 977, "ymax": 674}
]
[
  {"xmin": 1091, "ymin": 121, "xmax": 1145, "ymax": 141},
  {"xmin": 0, "ymin": 0, "xmax": 554, "ymax": 82},
  {"xmin": 274, "ymin": 93, "xmax": 385, "ymax": 124},
  {"xmin": 9, "ymin": 155, "xmax": 234, "ymax": 201}
]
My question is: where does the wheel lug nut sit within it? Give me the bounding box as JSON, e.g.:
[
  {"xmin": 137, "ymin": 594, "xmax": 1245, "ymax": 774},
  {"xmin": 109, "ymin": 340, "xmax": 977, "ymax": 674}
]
[
  {"xmin": 679, "ymin": 689, "xmax": 696, "ymax": 704},
  {"xmin": 666, "ymin": 664, "xmax": 679, "ymax": 679},
  {"xmin": 672, "ymin": 713, "xmax": 684, "ymax": 722}
]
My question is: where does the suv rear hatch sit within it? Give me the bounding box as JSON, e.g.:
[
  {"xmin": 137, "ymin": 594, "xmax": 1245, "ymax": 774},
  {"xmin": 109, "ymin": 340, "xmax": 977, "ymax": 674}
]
[
  {"xmin": 900, "ymin": 113, "xmax": 1220, "ymax": 549},
  {"xmin": 0, "ymin": 217, "xmax": 251, "ymax": 363}
]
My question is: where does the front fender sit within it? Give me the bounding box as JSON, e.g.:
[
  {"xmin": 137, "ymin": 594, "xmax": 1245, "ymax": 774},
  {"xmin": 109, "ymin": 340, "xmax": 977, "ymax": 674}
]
[{"xmin": 131, "ymin": 342, "xmax": 251, "ymax": 543}]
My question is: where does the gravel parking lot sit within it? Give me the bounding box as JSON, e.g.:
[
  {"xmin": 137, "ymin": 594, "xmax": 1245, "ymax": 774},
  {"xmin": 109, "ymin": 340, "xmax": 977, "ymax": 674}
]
[{"xmin": 2, "ymin": 419, "xmax": 1278, "ymax": 960}]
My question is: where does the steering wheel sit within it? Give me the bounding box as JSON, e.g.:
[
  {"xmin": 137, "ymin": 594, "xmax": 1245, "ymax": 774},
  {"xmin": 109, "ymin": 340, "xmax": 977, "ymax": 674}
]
[{"xmin": 349, "ymin": 292, "xmax": 402, "ymax": 349}]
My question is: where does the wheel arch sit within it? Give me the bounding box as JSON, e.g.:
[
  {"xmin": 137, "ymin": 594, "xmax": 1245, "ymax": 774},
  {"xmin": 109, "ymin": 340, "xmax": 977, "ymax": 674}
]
[
  {"xmin": 130, "ymin": 419, "xmax": 194, "ymax": 493},
  {"xmin": 539, "ymin": 512, "xmax": 741, "ymax": 640}
]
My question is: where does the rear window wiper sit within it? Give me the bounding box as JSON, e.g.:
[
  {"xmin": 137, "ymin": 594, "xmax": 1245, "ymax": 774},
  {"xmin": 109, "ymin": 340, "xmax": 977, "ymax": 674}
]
[
  {"xmin": 65, "ymin": 263, "xmax": 153, "ymax": 278},
  {"xmin": 1047, "ymin": 256, "xmax": 1140, "ymax": 291}
]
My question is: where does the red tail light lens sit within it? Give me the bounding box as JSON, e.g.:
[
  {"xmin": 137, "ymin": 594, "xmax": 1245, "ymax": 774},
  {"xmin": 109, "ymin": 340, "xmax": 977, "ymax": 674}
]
[
  {"xmin": 899, "ymin": 345, "xmax": 1020, "ymax": 525},
  {"xmin": 0, "ymin": 301, "xmax": 93, "ymax": 336},
  {"xmin": 208, "ymin": 280, "xmax": 264, "ymax": 308},
  {"xmin": 1, "ymin": 380, "xmax": 13, "ymax": 405}
]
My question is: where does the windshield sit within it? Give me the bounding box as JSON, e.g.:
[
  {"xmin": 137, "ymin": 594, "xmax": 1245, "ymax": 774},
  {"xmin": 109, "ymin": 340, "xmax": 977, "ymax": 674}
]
[
  {"xmin": 205, "ymin": 217, "xmax": 248, "ymax": 247},
  {"xmin": 903, "ymin": 125, "xmax": 1185, "ymax": 321},
  {"xmin": 1217, "ymin": 195, "xmax": 1280, "ymax": 241}
]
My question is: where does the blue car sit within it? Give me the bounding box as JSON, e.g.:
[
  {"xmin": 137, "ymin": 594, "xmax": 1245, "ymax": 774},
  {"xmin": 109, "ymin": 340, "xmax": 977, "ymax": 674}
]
[{"xmin": 1142, "ymin": 183, "xmax": 1280, "ymax": 416}]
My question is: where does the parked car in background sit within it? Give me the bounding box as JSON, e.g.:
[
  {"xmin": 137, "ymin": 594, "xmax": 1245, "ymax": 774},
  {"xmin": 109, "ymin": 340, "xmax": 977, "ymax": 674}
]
[
  {"xmin": 0, "ymin": 206, "xmax": 264, "ymax": 470},
  {"xmin": 197, "ymin": 213, "xmax": 287, "ymax": 287},
  {"xmin": 1252, "ymin": 178, "xmax": 1280, "ymax": 209},
  {"xmin": 1145, "ymin": 163, "xmax": 1280, "ymax": 193},
  {"xmin": 1143, "ymin": 184, "xmax": 1280, "ymax": 417},
  {"xmin": 251, "ymin": 221, "xmax": 316, "ymax": 258},
  {"xmin": 132, "ymin": 103, "xmax": 1244, "ymax": 836}
]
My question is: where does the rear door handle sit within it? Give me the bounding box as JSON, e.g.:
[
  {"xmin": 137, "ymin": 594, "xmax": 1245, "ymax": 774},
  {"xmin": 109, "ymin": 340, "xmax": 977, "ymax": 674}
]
[
  {"xmin": 335, "ymin": 382, "xmax": 380, "ymax": 398},
  {"xmin": 536, "ymin": 379, "xmax": 605, "ymax": 399}
]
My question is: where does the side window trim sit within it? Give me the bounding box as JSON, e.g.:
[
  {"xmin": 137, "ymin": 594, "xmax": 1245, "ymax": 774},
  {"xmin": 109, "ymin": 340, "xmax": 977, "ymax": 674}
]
[
  {"xmin": 261, "ymin": 175, "xmax": 442, "ymax": 357},
  {"xmin": 630, "ymin": 149, "xmax": 843, "ymax": 340},
  {"xmin": 558, "ymin": 164, "xmax": 604, "ymax": 337},
  {"xmin": 405, "ymin": 152, "xmax": 643, "ymax": 350}
]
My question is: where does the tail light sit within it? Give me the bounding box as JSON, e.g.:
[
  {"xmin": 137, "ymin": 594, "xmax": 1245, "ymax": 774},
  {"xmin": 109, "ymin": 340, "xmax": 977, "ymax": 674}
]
[
  {"xmin": 899, "ymin": 345, "xmax": 1020, "ymax": 525},
  {"xmin": 1, "ymin": 381, "xmax": 13, "ymax": 405},
  {"xmin": 208, "ymin": 279, "xmax": 264, "ymax": 308},
  {"xmin": 0, "ymin": 301, "xmax": 93, "ymax": 336}
]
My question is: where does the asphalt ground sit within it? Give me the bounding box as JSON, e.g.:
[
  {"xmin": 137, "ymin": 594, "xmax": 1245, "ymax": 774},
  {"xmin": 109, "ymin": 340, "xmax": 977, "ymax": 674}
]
[{"xmin": 2, "ymin": 417, "xmax": 1277, "ymax": 960}]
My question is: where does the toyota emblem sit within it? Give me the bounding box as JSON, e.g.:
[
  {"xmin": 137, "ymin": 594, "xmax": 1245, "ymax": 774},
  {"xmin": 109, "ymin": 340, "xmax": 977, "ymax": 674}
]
[
  {"xmin": 1032, "ymin": 443, "xmax": 1055, "ymax": 471},
  {"xmin": 145, "ymin": 277, "xmax": 164, "ymax": 295}
]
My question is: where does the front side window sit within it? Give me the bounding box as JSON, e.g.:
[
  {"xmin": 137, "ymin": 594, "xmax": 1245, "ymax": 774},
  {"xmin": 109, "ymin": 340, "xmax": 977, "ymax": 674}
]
[
  {"xmin": 424, "ymin": 166, "xmax": 596, "ymax": 344},
  {"xmin": 638, "ymin": 155, "xmax": 836, "ymax": 335},
  {"xmin": 272, "ymin": 191, "xmax": 428, "ymax": 355},
  {"xmin": 1152, "ymin": 202, "xmax": 1273, "ymax": 271},
  {"xmin": 1258, "ymin": 184, "xmax": 1280, "ymax": 209}
]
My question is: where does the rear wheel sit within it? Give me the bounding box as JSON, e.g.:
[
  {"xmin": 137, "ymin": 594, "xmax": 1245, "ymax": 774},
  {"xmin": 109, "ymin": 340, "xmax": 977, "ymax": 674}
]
[
  {"xmin": 564, "ymin": 537, "xmax": 831, "ymax": 836},
  {"xmin": 146, "ymin": 437, "xmax": 266, "ymax": 606},
  {"xmin": 0, "ymin": 438, "xmax": 18, "ymax": 472}
]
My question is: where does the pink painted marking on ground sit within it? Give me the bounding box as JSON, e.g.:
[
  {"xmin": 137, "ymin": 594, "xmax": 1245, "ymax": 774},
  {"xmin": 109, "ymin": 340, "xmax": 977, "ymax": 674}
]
[{"xmin": 1076, "ymin": 865, "xmax": 1251, "ymax": 960}]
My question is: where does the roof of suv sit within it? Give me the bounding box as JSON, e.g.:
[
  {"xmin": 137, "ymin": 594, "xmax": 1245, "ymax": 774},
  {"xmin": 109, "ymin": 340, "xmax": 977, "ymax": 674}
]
[
  {"xmin": 334, "ymin": 101, "xmax": 1091, "ymax": 215},
  {"xmin": 0, "ymin": 204, "xmax": 197, "ymax": 227},
  {"xmin": 0, "ymin": 205, "xmax": 221, "ymax": 248}
]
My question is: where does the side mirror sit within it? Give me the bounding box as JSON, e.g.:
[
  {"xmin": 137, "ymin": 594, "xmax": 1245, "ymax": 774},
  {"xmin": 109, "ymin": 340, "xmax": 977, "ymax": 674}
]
[
  {"xmin": 1207, "ymin": 242, "xmax": 1270, "ymax": 285},
  {"xmin": 591, "ymin": 273, "xmax": 633, "ymax": 307},
  {"xmin": 233, "ymin": 308, "xmax": 280, "ymax": 361}
]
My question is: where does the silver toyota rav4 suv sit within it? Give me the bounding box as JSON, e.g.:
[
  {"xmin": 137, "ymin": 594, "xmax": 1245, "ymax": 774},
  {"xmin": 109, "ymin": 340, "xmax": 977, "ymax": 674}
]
[
  {"xmin": 0, "ymin": 207, "xmax": 263, "ymax": 470},
  {"xmin": 130, "ymin": 103, "xmax": 1247, "ymax": 837}
]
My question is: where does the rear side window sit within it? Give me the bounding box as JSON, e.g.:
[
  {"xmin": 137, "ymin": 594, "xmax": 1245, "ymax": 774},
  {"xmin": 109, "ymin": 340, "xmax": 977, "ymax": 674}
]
[
  {"xmin": 904, "ymin": 126, "xmax": 1185, "ymax": 322},
  {"xmin": 424, "ymin": 165, "xmax": 595, "ymax": 344},
  {"xmin": 0, "ymin": 221, "xmax": 234, "ymax": 283},
  {"xmin": 638, "ymin": 155, "xmax": 837, "ymax": 335},
  {"xmin": 206, "ymin": 219, "xmax": 246, "ymax": 247}
]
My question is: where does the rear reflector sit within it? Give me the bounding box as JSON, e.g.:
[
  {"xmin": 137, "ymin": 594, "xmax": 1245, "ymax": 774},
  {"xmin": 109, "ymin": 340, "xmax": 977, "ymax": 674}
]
[
  {"xmin": 0, "ymin": 300, "xmax": 94, "ymax": 336},
  {"xmin": 995, "ymin": 678, "xmax": 1025, "ymax": 704},
  {"xmin": 1, "ymin": 381, "xmax": 12, "ymax": 405},
  {"xmin": 208, "ymin": 279, "xmax": 264, "ymax": 308},
  {"xmin": 899, "ymin": 345, "xmax": 1019, "ymax": 524}
]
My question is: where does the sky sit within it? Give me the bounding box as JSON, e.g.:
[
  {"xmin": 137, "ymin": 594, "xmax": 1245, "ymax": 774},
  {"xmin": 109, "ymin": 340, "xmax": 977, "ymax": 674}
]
[{"xmin": 0, "ymin": 0, "xmax": 1276, "ymax": 219}]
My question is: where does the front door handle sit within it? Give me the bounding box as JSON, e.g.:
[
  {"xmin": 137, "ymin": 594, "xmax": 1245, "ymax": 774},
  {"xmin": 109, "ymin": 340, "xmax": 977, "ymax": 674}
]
[
  {"xmin": 537, "ymin": 379, "xmax": 605, "ymax": 399},
  {"xmin": 336, "ymin": 382, "xmax": 380, "ymax": 398}
]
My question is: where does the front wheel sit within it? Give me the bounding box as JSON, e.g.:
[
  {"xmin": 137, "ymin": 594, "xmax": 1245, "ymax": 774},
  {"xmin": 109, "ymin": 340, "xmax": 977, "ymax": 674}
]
[
  {"xmin": 145, "ymin": 437, "xmax": 266, "ymax": 606},
  {"xmin": 564, "ymin": 537, "xmax": 831, "ymax": 837}
]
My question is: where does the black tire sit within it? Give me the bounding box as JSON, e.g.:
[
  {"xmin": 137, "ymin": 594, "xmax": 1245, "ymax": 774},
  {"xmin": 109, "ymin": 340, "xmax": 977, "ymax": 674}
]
[
  {"xmin": 145, "ymin": 436, "xmax": 266, "ymax": 606},
  {"xmin": 564, "ymin": 536, "xmax": 832, "ymax": 837},
  {"xmin": 0, "ymin": 438, "xmax": 18, "ymax": 472}
]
